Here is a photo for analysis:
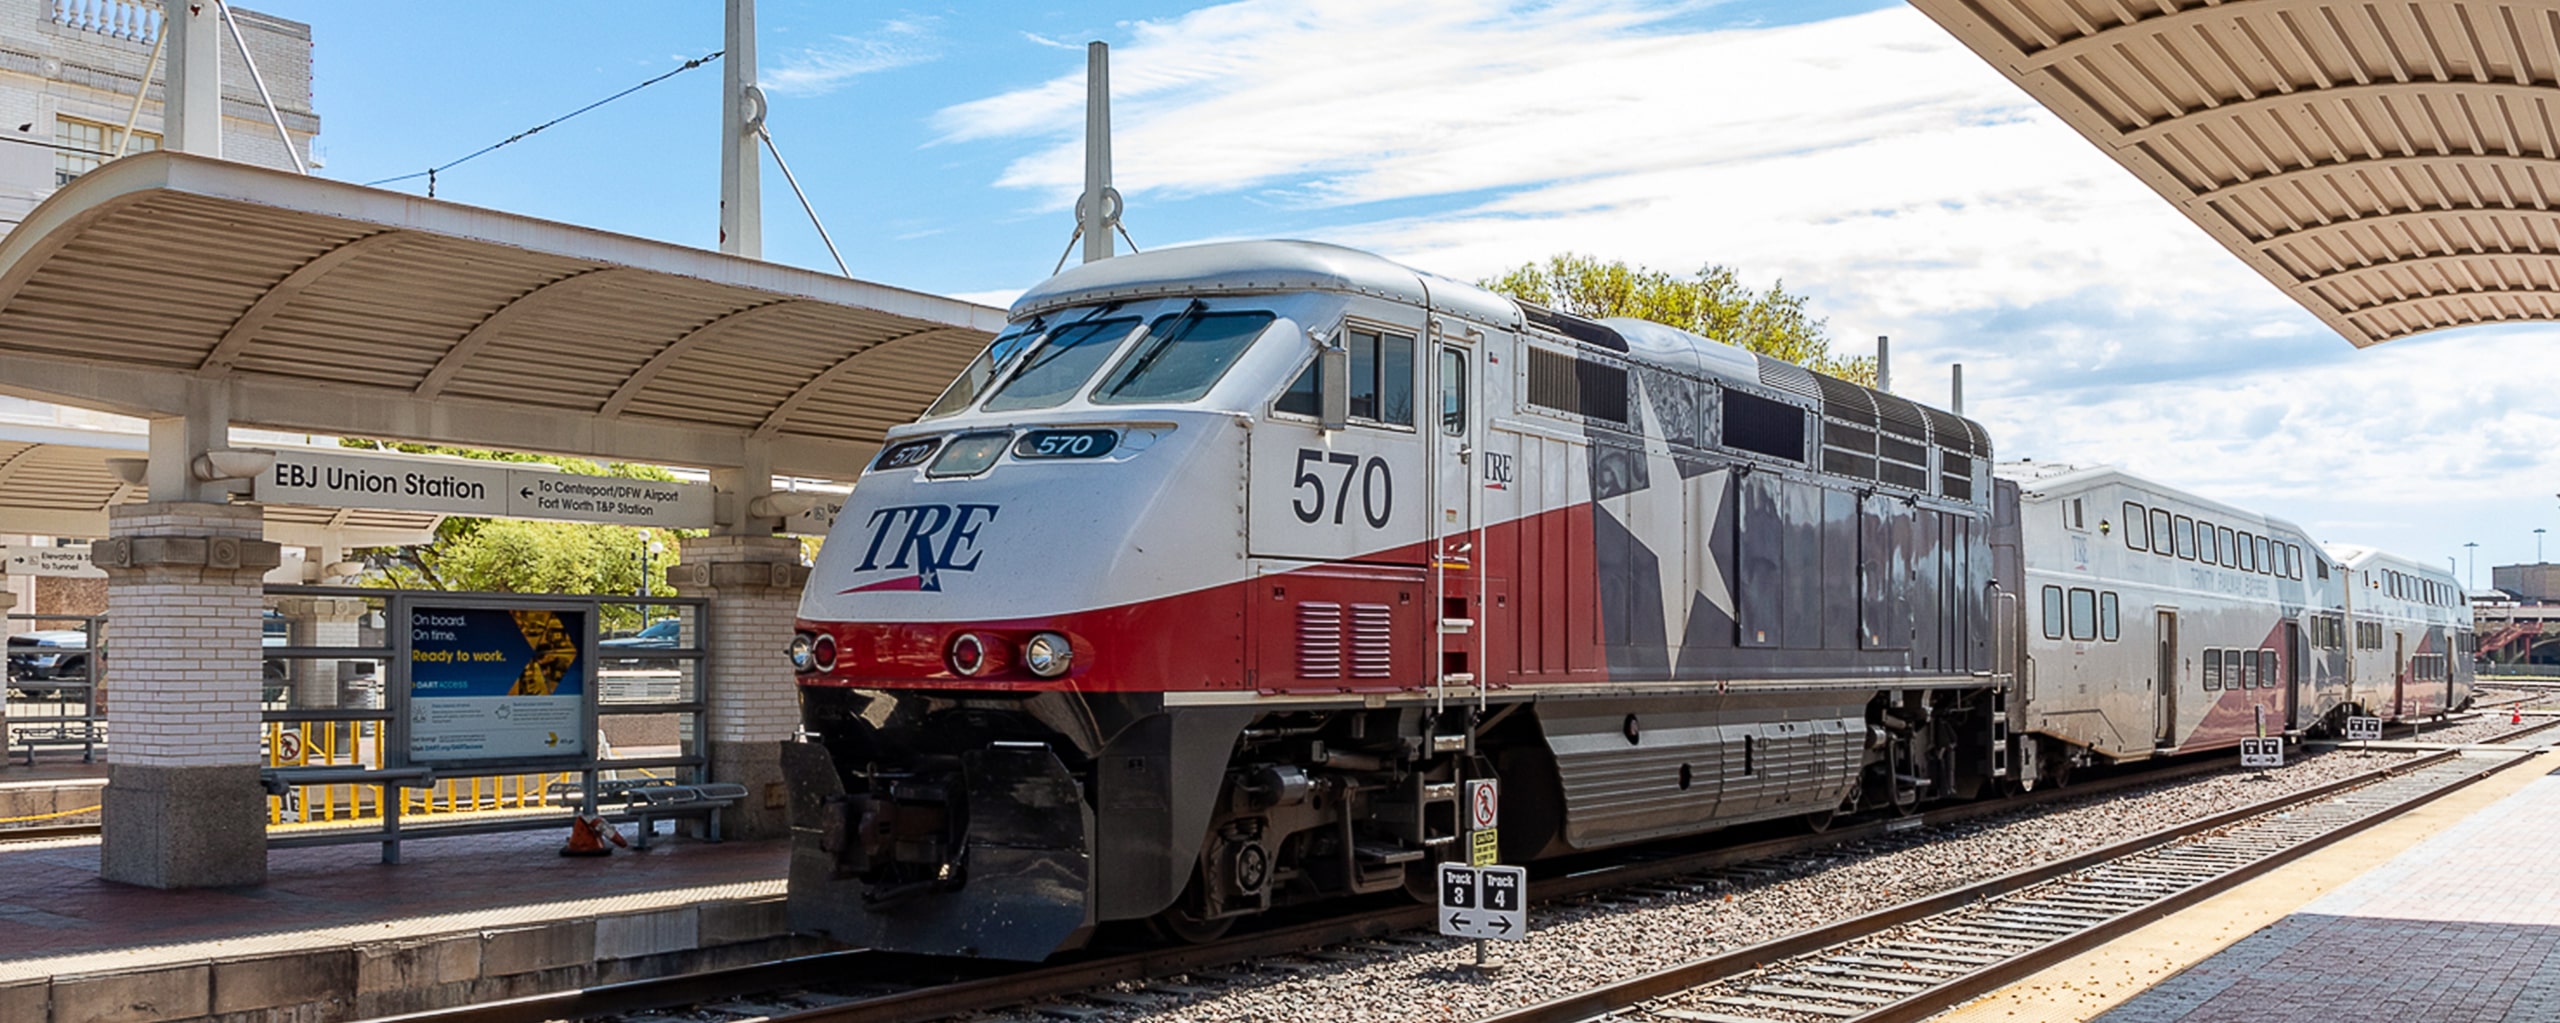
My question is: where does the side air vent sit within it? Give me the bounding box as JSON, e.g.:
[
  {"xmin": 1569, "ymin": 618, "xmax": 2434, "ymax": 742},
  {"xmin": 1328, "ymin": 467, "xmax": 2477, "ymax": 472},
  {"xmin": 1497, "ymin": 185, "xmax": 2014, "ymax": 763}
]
[
  {"xmin": 1527, "ymin": 347, "xmax": 1630, "ymax": 424},
  {"xmin": 1350, "ymin": 604, "xmax": 1394, "ymax": 678},
  {"xmin": 1298, "ymin": 602, "xmax": 1343, "ymax": 679}
]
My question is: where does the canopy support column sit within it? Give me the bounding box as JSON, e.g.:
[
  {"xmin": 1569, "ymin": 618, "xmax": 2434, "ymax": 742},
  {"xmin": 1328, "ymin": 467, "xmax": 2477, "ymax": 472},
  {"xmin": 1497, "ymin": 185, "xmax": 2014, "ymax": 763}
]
[{"xmin": 667, "ymin": 531, "xmax": 806, "ymax": 840}]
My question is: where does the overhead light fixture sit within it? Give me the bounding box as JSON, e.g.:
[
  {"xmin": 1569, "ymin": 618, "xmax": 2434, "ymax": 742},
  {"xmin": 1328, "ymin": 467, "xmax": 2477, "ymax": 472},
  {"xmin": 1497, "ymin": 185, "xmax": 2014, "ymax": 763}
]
[{"xmin": 191, "ymin": 449, "xmax": 276, "ymax": 482}]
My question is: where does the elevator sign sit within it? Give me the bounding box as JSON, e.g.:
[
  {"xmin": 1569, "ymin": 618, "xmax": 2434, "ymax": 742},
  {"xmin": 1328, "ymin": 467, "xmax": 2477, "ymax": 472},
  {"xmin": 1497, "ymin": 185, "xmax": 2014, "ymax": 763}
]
[{"xmin": 254, "ymin": 449, "xmax": 712, "ymax": 528}]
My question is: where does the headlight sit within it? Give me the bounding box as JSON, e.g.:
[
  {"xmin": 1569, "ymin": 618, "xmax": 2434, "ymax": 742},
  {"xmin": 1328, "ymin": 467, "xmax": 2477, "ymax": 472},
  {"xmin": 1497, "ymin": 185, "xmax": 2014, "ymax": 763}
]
[
  {"xmin": 811, "ymin": 633, "xmax": 838, "ymax": 673},
  {"xmin": 787, "ymin": 633, "xmax": 816, "ymax": 672},
  {"xmin": 948, "ymin": 632, "xmax": 988, "ymax": 676},
  {"xmin": 1023, "ymin": 632, "xmax": 1073, "ymax": 678}
]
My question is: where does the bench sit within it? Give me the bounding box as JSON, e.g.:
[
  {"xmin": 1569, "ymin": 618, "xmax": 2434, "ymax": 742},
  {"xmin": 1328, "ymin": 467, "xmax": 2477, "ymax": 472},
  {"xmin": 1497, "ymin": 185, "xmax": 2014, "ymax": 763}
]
[
  {"xmin": 545, "ymin": 777, "xmax": 748, "ymax": 848},
  {"xmin": 14, "ymin": 725, "xmax": 105, "ymax": 765}
]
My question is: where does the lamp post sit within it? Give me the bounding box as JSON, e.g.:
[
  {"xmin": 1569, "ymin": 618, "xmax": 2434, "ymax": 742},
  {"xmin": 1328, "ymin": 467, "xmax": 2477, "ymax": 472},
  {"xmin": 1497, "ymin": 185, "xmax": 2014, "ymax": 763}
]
[
  {"xmin": 2538, "ymin": 528, "xmax": 2547, "ymax": 565},
  {"xmin": 2465, "ymin": 541, "xmax": 2479, "ymax": 590}
]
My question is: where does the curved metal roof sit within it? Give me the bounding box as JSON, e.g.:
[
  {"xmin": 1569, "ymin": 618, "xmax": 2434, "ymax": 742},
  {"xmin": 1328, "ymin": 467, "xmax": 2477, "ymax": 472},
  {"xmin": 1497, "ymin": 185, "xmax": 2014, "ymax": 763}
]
[
  {"xmin": 1911, "ymin": 0, "xmax": 2560, "ymax": 346},
  {"xmin": 0, "ymin": 152, "xmax": 1006, "ymax": 479}
]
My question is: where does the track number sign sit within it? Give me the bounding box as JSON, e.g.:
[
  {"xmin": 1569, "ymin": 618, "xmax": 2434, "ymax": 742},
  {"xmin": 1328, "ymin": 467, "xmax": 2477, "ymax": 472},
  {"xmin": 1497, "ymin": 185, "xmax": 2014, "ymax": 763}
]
[
  {"xmin": 2344, "ymin": 716, "xmax": 2383, "ymax": 742},
  {"xmin": 1438, "ymin": 863, "xmax": 1527, "ymax": 941},
  {"xmin": 2240, "ymin": 736, "xmax": 2285, "ymax": 768}
]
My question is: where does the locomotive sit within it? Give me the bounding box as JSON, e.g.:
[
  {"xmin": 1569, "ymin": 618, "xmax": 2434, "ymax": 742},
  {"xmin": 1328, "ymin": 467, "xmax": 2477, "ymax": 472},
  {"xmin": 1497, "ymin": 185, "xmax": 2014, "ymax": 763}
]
[{"xmin": 780, "ymin": 240, "xmax": 2468, "ymax": 960}]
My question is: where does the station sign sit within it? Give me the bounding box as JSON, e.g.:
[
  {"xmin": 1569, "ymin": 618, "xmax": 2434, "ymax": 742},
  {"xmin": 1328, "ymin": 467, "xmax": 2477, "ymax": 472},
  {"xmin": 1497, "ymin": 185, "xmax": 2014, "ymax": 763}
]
[
  {"xmin": 1438, "ymin": 863, "xmax": 1528, "ymax": 941},
  {"xmin": 255, "ymin": 449, "xmax": 711, "ymax": 529},
  {"xmin": 404, "ymin": 604, "xmax": 592, "ymax": 766},
  {"xmin": 2240, "ymin": 736, "xmax": 2284, "ymax": 768},
  {"xmin": 2344, "ymin": 716, "xmax": 2383, "ymax": 742},
  {"xmin": 1, "ymin": 544, "xmax": 103, "ymax": 578}
]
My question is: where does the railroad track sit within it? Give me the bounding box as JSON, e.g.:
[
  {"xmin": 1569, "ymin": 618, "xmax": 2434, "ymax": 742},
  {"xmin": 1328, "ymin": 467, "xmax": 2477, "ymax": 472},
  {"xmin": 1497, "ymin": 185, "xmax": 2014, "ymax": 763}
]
[
  {"xmin": 370, "ymin": 738, "xmax": 2452, "ymax": 1023},
  {"xmin": 1481, "ymin": 720, "xmax": 2558, "ymax": 1023}
]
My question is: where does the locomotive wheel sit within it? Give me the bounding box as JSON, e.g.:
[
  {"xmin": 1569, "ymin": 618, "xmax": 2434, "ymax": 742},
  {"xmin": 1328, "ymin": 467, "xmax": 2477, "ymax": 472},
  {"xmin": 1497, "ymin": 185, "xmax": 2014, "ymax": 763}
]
[
  {"xmin": 1800, "ymin": 808, "xmax": 1837, "ymax": 834},
  {"xmin": 1147, "ymin": 872, "xmax": 1236, "ymax": 945}
]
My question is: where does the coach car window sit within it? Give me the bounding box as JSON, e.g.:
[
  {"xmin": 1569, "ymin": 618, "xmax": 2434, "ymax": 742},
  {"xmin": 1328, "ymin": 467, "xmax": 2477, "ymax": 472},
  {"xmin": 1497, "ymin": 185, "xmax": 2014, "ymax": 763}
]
[
  {"xmin": 2041, "ymin": 586, "xmax": 2064, "ymax": 640},
  {"xmin": 2149, "ymin": 508, "xmax": 2173, "ymax": 557},
  {"xmin": 1094, "ymin": 310, "xmax": 1280, "ymax": 406},
  {"xmin": 2175, "ymin": 516, "xmax": 2197, "ymax": 559},
  {"xmin": 2218, "ymin": 527, "xmax": 2236, "ymax": 566},
  {"xmin": 925, "ymin": 321, "xmax": 1040, "ymax": 418},
  {"xmin": 2236, "ymin": 532, "xmax": 2254, "ymax": 572},
  {"xmin": 2253, "ymin": 536, "xmax": 2271, "ymax": 575},
  {"xmin": 2196, "ymin": 519, "xmax": 2217, "ymax": 564},
  {"xmin": 2228, "ymin": 648, "xmax": 2249, "ymax": 689},
  {"xmin": 2068, "ymin": 587, "xmax": 2097, "ymax": 642},
  {"xmin": 2260, "ymin": 650, "xmax": 2278, "ymax": 688},
  {"xmin": 2099, "ymin": 591, "xmax": 2120, "ymax": 641},
  {"xmin": 2124, "ymin": 503, "xmax": 2147, "ymax": 550},
  {"xmin": 1722, "ymin": 386, "xmax": 1805, "ymax": 463},
  {"xmin": 2203, "ymin": 649, "xmax": 2222, "ymax": 690},
  {"xmin": 984, "ymin": 316, "xmax": 1142, "ymax": 411}
]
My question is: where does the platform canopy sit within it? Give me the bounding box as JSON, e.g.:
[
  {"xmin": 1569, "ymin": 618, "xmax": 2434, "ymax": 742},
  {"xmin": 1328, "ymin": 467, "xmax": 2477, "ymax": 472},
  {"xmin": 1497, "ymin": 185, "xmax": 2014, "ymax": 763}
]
[
  {"xmin": 1911, "ymin": 0, "xmax": 2560, "ymax": 346},
  {"xmin": 0, "ymin": 152, "xmax": 1006, "ymax": 480}
]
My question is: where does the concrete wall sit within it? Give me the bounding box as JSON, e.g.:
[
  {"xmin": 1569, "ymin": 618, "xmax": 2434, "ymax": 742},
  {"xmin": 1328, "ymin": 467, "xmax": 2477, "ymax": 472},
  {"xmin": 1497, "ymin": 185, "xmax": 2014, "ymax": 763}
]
[{"xmin": 2493, "ymin": 563, "xmax": 2560, "ymax": 604}]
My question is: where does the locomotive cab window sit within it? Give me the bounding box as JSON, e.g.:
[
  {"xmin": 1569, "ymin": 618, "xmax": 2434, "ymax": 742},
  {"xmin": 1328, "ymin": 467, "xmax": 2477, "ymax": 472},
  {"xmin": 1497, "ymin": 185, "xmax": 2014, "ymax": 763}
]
[
  {"xmin": 1276, "ymin": 323, "xmax": 1415, "ymax": 427},
  {"xmin": 1095, "ymin": 308, "xmax": 1281, "ymax": 406},
  {"xmin": 926, "ymin": 321, "xmax": 1041, "ymax": 419},
  {"xmin": 1439, "ymin": 346, "xmax": 1467, "ymax": 436},
  {"xmin": 984, "ymin": 316, "xmax": 1143, "ymax": 412}
]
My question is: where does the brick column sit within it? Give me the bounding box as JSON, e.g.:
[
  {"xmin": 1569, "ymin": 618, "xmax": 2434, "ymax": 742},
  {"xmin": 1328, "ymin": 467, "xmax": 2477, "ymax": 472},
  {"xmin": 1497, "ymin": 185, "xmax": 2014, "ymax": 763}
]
[
  {"xmin": 667, "ymin": 535, "xmax": 807, "ymax": 841},
  {"xmin": 95, "ymin": 502, "xmax": 282, "ymax": 887}
]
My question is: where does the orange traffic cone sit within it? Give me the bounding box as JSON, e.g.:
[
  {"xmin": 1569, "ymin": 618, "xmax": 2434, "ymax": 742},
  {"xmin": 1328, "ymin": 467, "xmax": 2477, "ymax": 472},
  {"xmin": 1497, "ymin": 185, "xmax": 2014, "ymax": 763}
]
[
  {"xmin": 2515, "ymin": 706, "xmax": 2524, "ymax": 725},
  {"xmin": 561, "ymin": 812, "xmax": 624, "ymax": 857}
]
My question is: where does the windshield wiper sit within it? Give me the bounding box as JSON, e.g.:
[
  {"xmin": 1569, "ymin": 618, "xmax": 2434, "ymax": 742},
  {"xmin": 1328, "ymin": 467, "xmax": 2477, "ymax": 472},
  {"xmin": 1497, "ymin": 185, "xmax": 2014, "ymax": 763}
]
[{"xmin": 1110, "ymin": 299, "xmax": 1205, "ymax": 392}]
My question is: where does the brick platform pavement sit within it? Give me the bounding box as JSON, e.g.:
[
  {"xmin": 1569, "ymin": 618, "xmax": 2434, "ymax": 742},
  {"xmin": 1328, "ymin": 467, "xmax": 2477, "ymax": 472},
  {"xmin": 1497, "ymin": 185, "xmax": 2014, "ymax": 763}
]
[
  {"xmin": 0, "ymin": 826, "xmax": 785, "ymax": 965},
  {"xmin": 2095, "ymin": 767, "xmax": 2560, "ymax": 1023}
]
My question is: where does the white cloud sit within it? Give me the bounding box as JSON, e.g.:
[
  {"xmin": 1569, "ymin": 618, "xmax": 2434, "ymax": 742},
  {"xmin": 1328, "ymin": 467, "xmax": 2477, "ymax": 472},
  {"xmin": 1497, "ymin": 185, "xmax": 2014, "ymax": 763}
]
[
  {"xmin": 765, "ymin": 18, "xmax": 941, "ymax": 97},
  {"xmin": 937, "ymin": 0, "xmax": 2560, "ymax": 567}
]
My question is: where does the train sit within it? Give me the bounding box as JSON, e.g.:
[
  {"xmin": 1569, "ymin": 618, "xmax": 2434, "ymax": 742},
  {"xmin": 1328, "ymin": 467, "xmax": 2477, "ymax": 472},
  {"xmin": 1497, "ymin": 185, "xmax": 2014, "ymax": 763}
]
[{"xmin": 778, "ymin": 240, "xmax": 2470, "ymax": 960}]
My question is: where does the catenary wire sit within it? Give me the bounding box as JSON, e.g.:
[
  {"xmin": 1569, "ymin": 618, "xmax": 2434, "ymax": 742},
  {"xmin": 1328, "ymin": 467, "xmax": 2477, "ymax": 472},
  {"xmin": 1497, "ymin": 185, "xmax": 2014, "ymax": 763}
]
[{"xmin": 367, "ymin": 49, "xmax": 723, "ymax": 195}]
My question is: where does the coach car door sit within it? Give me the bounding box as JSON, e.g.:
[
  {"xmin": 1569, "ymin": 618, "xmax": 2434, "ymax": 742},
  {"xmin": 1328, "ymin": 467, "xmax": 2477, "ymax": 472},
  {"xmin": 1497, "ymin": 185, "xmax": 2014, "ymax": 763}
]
[{"xmin": 2154, "ymin": 609, "xmax": 2178, "ymax": 747}]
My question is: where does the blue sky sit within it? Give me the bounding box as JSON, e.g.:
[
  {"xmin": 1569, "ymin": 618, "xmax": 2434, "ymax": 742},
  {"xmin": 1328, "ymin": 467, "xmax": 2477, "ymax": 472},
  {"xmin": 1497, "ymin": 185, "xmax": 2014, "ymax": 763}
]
[{"xmin": 238, "ymin": 0, "xmax": 2560, "ymax": 585}]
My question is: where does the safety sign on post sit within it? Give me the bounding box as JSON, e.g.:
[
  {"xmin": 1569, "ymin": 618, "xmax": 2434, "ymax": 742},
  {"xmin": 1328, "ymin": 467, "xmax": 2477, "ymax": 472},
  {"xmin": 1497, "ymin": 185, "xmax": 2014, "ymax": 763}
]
[
  {"xmin": 1466, "ymin": 778, "xmax": 1499, "ymax": 866},
  {"xmin": 2240, "ymin": 736, "xmax": 2284, "ymax": 768},
  {"xmin": 1437, "ymin": 862, "xmax": 1528, "ymax": 941},
  {"xmin": 2344, "ymin": 716, "xmax": 2383, "ymax": 742}
]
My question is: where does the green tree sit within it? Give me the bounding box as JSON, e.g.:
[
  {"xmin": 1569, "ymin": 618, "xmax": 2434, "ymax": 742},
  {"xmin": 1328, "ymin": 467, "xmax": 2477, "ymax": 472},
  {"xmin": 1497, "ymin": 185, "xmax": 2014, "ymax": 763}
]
[
  {"xmin": 341, "ymin": 440, "xmax": 693, "ymax": 632},
  {"xmin": 1482, "ymin": 253, "xmax": 1876, "ymax": 386}
]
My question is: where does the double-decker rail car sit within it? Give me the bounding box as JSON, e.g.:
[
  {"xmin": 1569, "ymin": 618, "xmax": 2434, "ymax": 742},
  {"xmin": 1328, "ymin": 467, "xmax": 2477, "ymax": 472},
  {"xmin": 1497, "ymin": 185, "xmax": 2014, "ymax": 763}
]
[
  {"xmin": 1992, "ymin": 464, "xmax": 2473, "ymax": 781},
  {"xmin": 1996, "ymin": 463, "xmax": 2324, "ymax": 779},
  {"xmin": 2329, "ymin": 545, "xmax": 2473, "ymax": 720},
  {"xmin": 782, "ymin": 241, "xmax": 2008, "ymax": 960}
]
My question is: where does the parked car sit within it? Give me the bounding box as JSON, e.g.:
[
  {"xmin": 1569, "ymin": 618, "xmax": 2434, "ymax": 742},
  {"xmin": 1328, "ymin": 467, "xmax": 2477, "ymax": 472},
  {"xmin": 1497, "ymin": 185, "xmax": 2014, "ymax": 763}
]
[
  {"xmin": 6, "ymin": 629, "xmax": 91, "ymax": 696},
  {"xmin": 602, "ymin": 619, "xmax": 682, "ymax": 651}
]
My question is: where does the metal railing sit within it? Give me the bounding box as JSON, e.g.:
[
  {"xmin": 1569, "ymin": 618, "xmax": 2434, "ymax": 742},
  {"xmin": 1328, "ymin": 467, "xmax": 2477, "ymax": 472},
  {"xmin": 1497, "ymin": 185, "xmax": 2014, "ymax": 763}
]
[
  {"xmin": 4, "ymin": 612, "xmax": 105, "ymax": 765},
  {"xmin": 258, "ymin": 585, "xmax": 713, "ymax": 862}
]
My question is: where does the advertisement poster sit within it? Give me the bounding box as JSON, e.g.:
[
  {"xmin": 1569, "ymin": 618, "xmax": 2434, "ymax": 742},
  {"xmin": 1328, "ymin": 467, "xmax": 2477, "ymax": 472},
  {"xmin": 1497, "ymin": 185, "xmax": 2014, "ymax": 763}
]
[{"xmin": 407, "ymin": 605, "xmax": 589, "ymax": 764}]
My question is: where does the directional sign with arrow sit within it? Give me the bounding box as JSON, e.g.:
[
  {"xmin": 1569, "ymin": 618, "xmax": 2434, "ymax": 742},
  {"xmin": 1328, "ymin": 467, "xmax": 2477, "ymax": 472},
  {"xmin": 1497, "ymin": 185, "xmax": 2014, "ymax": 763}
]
[{"xmin": 1437, "ymin": 863, "xmax": 1528, "ymax": 941}]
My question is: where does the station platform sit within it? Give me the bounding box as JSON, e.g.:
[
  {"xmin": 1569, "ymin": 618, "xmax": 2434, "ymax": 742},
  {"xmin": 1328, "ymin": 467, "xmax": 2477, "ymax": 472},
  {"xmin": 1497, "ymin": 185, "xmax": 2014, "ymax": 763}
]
[
  {"xmin": 0, "ymin": 764, "xmax": 105, "ymax": 829},
  {"xmin": 1936, "ymin": 749, "xmax": 2560, "ymax": 1023},
  {"xmin": 0, "ymin": 824, "xmax": 799, "ymax": 1022}
]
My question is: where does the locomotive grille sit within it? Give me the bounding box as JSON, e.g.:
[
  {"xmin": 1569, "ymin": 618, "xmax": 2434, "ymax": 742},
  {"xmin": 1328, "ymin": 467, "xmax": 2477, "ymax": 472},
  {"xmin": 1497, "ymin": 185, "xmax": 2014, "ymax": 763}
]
[
  {"xmin": 1297, "ymin": 602, "xmax": 1344, "ymax": 679},
  {"xmin": 1350, "ymin": 604, "xmax": 1394, "ymax": 678}
]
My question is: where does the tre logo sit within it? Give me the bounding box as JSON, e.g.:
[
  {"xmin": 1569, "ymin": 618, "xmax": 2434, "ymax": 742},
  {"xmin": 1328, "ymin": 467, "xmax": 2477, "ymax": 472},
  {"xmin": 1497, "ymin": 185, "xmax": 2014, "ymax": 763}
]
[
  {"xmin": 848, "ymin": 504, "xmax": 1000, "ymax": 593},
  {"xmin": 1482, "ymin": 451, "xmax": 1514, "ymax": 490}
]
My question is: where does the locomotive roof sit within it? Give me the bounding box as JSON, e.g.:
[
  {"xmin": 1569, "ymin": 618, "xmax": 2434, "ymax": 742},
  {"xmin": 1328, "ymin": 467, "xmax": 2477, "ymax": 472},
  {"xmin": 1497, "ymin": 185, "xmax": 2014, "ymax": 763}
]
[
  {"xmin": 1010, "ymin": 241, "xmax": 1977, "ymax": 428},
  {"xmin": 1011, "ymin": 240, "xmax": 1524, "ymax": 329}
]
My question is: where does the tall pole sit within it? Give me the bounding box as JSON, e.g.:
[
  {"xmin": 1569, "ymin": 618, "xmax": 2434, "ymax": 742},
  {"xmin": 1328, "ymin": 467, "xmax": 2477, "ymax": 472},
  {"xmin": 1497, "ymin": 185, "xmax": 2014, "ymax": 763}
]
[
  {"xmin": 2466, "ymin": 541, "xmax": 2479, "ymax": 589},
  {"xmin": 161, "ymin": 0, "xmax": 220, "ymax": 156},
  {"xmin": 720, "ymin": 0, "xmax": 763, "ymax": 259},
  {"xmin": 1874, "ymin": 336, "xmax": 1890, "ymax": 392},
  {"xmin": 2537, "ymin": 528, "xmax": 2546, "ymax": 564},
  {"xmin": 1950, "ymin": 363, "xmax": 1964, "ymax": 414},
  {"xmin": 1079, "ymin": 41, "xmax": 1118, "ymax": 264}
]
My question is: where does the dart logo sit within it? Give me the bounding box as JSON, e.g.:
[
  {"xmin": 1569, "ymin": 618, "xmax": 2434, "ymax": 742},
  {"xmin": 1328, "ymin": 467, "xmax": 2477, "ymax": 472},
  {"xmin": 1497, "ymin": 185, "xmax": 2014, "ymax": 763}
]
[{"xmin": 844, "ymin": 503, "xmax": 1000, "ymax": 593}]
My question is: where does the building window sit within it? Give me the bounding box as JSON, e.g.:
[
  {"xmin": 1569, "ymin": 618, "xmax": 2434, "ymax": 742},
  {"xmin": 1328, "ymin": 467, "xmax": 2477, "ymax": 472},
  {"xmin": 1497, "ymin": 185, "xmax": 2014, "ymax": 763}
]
[{"xmin": 56, "ymin": 116, "xmax": 157, "ymax": 185}]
